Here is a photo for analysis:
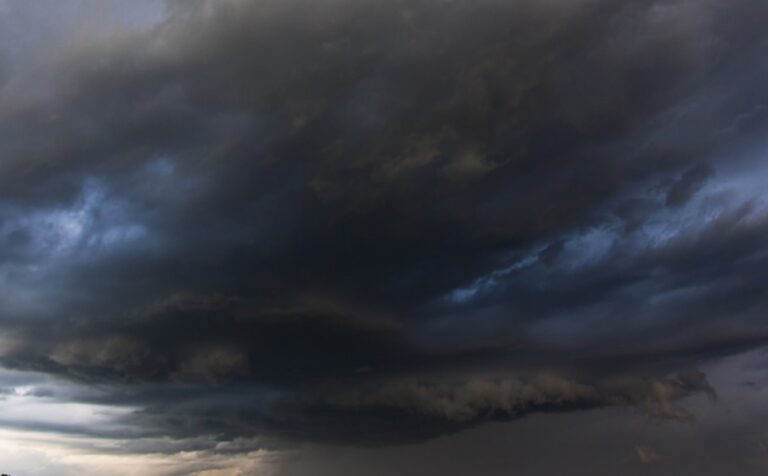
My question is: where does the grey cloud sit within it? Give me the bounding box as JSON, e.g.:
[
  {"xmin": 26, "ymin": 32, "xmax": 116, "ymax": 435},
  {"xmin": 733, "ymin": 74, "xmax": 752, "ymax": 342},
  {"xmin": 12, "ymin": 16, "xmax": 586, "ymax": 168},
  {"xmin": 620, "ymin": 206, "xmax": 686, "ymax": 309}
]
[
  {"xmin": 665, "ymin": 163, "xmax": 714, "ymax": 207},
  {"xmin": 1, "ymin": 292, "xmax": 414, "ymax": 385},
  {"xmin": 324, "ymin": 371, "xmax": 714, "ymax": 425},
  {"xmin": 605, "ymin": 371, "xmax": 716, "ymax": 422},
  {"xmin": 1, "ymin": 0, "xmax": 768, "ymax": 454},
  {"xmin": 327, "ymin": 374, "xmax": 601, "ymax": 422}
]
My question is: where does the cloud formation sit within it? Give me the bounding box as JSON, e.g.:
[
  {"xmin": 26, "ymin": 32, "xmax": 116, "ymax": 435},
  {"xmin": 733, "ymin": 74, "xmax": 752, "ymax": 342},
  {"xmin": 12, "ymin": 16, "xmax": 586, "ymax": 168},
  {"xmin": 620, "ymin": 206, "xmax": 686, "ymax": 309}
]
[{"xmin": 1, "ymin": 0, "xmax": 768, "ymax": 464}]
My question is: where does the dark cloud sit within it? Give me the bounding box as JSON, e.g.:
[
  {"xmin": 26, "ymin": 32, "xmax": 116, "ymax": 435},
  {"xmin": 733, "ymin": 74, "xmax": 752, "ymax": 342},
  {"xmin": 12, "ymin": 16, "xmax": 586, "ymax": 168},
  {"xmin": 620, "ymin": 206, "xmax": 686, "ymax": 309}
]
[
  {"xmin": 1, "ymin": 0, "xmax": 768, "ymax": 460},
  {"xmin": 665, "ymin": 163, "xmax": 714, "ymax": 207}
]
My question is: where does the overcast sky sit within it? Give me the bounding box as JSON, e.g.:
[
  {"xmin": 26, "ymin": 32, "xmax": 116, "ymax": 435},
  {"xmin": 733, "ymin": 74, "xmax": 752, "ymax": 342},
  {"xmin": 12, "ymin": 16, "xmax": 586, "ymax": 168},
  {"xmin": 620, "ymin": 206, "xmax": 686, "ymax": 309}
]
[{"xmin": 2, "ymin": 0, "xmax": 768, "ymax": 474}]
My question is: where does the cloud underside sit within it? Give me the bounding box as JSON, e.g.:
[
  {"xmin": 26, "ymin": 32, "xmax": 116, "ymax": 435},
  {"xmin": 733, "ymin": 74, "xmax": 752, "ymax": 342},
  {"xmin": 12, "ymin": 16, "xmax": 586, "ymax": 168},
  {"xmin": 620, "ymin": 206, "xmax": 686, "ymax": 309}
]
[{"xmin": 1, "ymin": 0, "xmax": 768, "ymax": 448}]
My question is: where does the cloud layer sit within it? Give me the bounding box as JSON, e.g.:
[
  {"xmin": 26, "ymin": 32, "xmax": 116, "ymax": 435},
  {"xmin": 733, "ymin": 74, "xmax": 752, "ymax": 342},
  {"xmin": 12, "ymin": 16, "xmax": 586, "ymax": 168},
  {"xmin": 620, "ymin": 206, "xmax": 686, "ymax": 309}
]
[{"xmin": 1, "ymin": 0, "xmax": 768, "ymax": 464}]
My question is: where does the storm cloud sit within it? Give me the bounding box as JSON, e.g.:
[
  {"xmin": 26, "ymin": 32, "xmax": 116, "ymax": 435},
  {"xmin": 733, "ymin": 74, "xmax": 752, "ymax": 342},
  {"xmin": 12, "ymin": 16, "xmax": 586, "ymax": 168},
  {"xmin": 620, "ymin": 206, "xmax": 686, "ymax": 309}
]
[{"xmin": 2, "ymin": 0, "xmax": 768, "ymax": 473}]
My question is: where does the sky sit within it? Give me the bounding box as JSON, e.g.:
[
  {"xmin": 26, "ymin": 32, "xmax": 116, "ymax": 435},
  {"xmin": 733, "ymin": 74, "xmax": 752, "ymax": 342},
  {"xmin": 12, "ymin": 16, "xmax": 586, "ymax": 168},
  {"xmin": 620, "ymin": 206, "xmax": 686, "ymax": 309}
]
[{"xmin": 1, "ymin": 0, "xmax": 768, "ymax": 474}]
